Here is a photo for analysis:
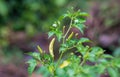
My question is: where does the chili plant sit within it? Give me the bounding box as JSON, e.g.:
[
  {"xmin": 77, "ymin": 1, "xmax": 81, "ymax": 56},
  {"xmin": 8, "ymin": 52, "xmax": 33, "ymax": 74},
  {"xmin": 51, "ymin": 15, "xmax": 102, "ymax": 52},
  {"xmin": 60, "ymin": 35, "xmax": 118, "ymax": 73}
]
[{"xmin": 26, "ymin": 8, "xmax": 120, "ymax": 77}]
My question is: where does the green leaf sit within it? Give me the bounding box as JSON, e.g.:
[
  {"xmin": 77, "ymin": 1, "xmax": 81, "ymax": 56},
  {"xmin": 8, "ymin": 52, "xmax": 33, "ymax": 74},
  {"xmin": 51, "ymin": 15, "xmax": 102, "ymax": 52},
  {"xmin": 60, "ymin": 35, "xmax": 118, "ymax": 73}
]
[
  {"xmin": 91, "ymin": 64, "xmax": 105, "ymax": 75},
  {"xmin": 76, "ymin": 24, "xmax": 86, "ymax": 34},
  {"xmin": 88, "ymin": 46, "xmax": 105, "ymax": 61},
  {"xmin": 113, "ymin": 47, "xmax": 120, "ymax": 57},
  {"xmin": 59, "ymin": 40, "xmax": 76, "ymax": 53},
  {"xmin": 102, "ymin": 54, "xmax": 113, "ymax": 59},
  {"xmin": 37, "ymin": 66, "xmax": 50, "ymax": 77},
  {"xmin": 67, "ymin": 69, "xmax": 75, "ymax": 77},
  {"xmin": 43, "ymin": 54, "xmax": 52, "ymax": 64},
  {"xmin": 59, "ymin": 44, "xmax": 68, "ymax": 53},
  {"xmin": 76, "ymin": 44, "xmax": 84, "ymax": 51},
  {"xmin": 98, "ymin": 59, "xmax": 108, "ymax": 65},
  {"xmin": 108, "ymin": 67, "xmax": 118, "ymax": 77},
  {"xmin": 66, "ymin": 39, "xmax": 76, "ymax": 47},
  {"xmin": 112, "ymin": 58, "xmax": 120, "ymax": 68},
  {"xmin": 27, "ymin": 59, "xmax": 37, "ymax": 74},
  {"xmin": 78, "ymin": 38, "xmax": 91, "ymax": 44},
  {"xmin": 91, "ymin": 47, "xmax": 104, "ymax": 54},
  {"xmin": 80, "ymin": 12, "xmax": 89, "ymax": 17},
  {"xmin": 79, "ymin": 18, "xmax": 86, "ymax": 23},
  {"xmin": 26, "ymin": 52, "xmax": 40, "ymax": 60},
  {"xmin": 56, "ymin": 68, "xmax": 66, "ymax": 77},
  {"xmin": 48, "ymin": 31, "xmax": 54, "ymax": 38},
  {"xmin": 76, "ymin": 45, "xmax": 89, "ymax": 55},
  {"xmin": 59, "ymin": 47, "xmax": 66, "ymax": 53},
  {"xmin": 56, "ymin": 31, "xmax": 62, "ymax": 42},
  {"xmin": 49, "ymin": 27, "xmax": 62, "ymax": 42},
  {"xmin": 58, "ymin": 14, "xmax": 68, "ymax": 21}
]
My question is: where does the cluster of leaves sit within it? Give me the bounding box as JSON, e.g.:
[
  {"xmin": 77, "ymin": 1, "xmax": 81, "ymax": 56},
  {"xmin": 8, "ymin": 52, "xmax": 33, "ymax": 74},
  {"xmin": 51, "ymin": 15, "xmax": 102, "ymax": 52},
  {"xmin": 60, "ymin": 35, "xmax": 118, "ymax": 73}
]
[{"xmin": 27, "ymin": 8, "xmax": 120, "ymax": 77}]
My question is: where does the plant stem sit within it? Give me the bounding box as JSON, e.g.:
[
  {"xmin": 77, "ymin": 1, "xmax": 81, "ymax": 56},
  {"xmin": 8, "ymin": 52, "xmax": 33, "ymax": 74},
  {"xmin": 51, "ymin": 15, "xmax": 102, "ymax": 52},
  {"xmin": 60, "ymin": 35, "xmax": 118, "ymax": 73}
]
[
  {"xmin": 54, "ymin": 17, "xmax": 74, "ymax": 73},
  {"xmin": 80, "ymin": 59, "xmax": 86, "ymax": 66},
  {"xmin": 80, "ymin": 47, "xmax": 91, "ymax": 66},
  {"xmin": 64, "ymin": 18, "xmax": 73, "ymax": 38},
  {"xmin": 63, "ymin": 18, "xmax": 73, "ymax": 43},
  {"xmin": 62, "ymin": 26, "xmax": 65, "ymax": 44},
  {"xmin": 67, "ymin": 45, "xmax": 77, "ymax": 50},
  {"xmin": 55, "ymin": 52, "xmax": 64, "ymax": 69}
]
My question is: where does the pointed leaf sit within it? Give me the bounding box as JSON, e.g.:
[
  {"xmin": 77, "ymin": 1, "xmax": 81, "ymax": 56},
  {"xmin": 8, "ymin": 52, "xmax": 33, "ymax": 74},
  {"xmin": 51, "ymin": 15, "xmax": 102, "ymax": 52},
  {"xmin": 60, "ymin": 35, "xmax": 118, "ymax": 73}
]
[
  {"xmin": 80, "ymin": 12, "xmax": 89, "ymax": 16},
  {"xmin": 48, "ymin": 31, "xmax": 54, "ymax": 38},
  {"xmin": 26, "ymin": 52, "xmax": 40, "ymax": 60},
  {"xmin": 56, "ymin": 31, "xmax": 62, "ymax": 42},
  {"xmin": 108, "ymin": 67, "xmax": 118, "ymax": 77},
  {"xmin": 27, "ymin": 59, "xmax": 37, "ymax": 74},
  {"xmin": 78, "ymin": 24, "xmax": 86, "ymax": 34},
  {"xmin": 78, "ymin": 38, "xmax": 91, "ymax": 44}
]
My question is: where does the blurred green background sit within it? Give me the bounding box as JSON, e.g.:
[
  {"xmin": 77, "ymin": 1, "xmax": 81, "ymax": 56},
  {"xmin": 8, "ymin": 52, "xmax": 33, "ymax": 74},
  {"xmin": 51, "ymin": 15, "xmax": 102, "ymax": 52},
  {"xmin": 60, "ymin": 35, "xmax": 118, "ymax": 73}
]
[{"xmin": 0, "ymin": 0, "xmax": 120, "ymax": 77}]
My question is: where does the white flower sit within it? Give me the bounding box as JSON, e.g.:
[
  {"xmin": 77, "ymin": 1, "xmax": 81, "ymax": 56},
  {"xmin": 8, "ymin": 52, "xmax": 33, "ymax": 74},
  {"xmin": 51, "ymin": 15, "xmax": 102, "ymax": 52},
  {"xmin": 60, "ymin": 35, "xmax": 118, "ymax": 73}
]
[
  {"xmin": 74, "ymin": 19, "xmax": 79, "ymax": 23},
  {"xmin": 52, "ymin": 24, "xmax": 57, "ymax": 27}
]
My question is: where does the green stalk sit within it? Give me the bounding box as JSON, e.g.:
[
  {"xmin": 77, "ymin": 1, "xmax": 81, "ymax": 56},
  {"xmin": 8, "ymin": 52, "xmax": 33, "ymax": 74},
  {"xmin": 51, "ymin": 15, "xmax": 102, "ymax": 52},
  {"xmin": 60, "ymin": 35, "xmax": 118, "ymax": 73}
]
[
  {"xmin": 63, "ymin": 17, "xmax": 73, "ymax": 43},
  {"xmin": 54, "ymin": 17, "xmax": 74, "ymax": 74},
  {"xmin": 80, "ymin": 47, "xmax": 91, "ymax": 66},
  {"xmin": 55, "ymin": 52, "xmax": 64, "ymax": 69}
]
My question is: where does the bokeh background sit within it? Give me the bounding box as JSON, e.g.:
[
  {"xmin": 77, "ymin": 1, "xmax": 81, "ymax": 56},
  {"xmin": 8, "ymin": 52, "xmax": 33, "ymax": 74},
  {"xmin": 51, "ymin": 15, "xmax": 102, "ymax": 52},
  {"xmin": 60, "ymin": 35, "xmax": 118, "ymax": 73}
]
[{"xmin": 0, "ymin": 0, "xmax": 120, "ymax": 77}]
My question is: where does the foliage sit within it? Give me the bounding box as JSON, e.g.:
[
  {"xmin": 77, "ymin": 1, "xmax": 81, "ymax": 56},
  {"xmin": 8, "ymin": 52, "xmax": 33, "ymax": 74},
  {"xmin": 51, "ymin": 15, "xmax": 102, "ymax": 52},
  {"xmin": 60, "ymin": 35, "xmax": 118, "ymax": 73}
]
[{"xmin": 27, "ymin": 8, "xmax": 120, "ymax": 77}]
